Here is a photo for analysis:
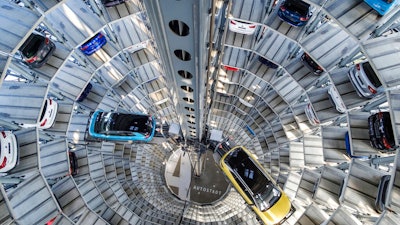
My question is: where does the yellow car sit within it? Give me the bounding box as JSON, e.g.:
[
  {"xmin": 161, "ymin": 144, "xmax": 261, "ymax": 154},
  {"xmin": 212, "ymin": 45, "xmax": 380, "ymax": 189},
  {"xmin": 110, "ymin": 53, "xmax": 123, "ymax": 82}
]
[{"xmin": 219, "ymin": 146, "xmax": 294, "ymax": 225}]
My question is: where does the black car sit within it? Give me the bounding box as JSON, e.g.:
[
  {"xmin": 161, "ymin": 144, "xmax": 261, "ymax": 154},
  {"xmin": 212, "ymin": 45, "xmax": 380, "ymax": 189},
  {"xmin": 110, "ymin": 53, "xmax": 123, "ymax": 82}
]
[
  {"xmin": 68, "ymin": 151, "xmax": 78, "ymax": 176},
  {"xmin": 101, "ymin": 0, "xmax": 127, "ymax": 7},
  {"xmin": 368, "ymin": 112, "xmax": 395, "ymax": 151},
  {"xmin": 19, "ymin": 33, "xmax": 56, "ymax": 68},
  {"xmin": 301, "ymin": 53, "xmax": 323, "ymax": 75}
]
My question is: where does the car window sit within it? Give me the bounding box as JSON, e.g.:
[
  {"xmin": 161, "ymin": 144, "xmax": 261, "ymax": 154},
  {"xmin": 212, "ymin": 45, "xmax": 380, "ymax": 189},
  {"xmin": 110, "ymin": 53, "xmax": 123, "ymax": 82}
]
[
  {"xmin": 102, "ymin": 130, "xmax": 135, "ymax": 136},
  {"xmin": 285, "ymin": 0, "xmax": 310, "ymax": 15},
  {"xmin": 382, "ymin": 113, "xmax": 395, "ymax": 142},
  {"xmin": 254, "ymin": 183, "xmax": 281, "ymax": 212},
  {"xmin": 230, "ymin": 168, "xmax": 253, "ymax": 201},
  {"xmin": 83, "ymin": 33, "xmax": 100, "ymax": 46},
  {"xmin": 235, "ymin": 20, "xmax": 252, "ymax": 25},
  {"xmin": 21, "ymin": 34, "xmax": 43, "ymax": 58},
  {"xmin": 39, "ymin": 100, "xmax": 48, "ymax": 121},
  {"xmin": 95, "ymin": 112, "xmax": 151, "ymax": 135},
  {"xmin": 363, "ymin": 62, "xmax": 382, "ymax": 87},
  {"xmin": 102, "ymin": 0, "xmax": 122, "ymax": 3}
]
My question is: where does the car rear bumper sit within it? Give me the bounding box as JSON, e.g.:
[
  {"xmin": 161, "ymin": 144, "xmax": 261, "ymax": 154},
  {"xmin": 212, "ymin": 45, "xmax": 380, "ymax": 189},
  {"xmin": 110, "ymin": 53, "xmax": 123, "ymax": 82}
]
[
  {"xmin": 348, "ymin": 70, "xmax": 373, "ymax": 98},
  {"xmin": 27, "ymin": 41, "xmax": 56, "ymax": 68},
  {"xmin": 0, "ymin": 132, "xmax": 19, "ymax": 173}
]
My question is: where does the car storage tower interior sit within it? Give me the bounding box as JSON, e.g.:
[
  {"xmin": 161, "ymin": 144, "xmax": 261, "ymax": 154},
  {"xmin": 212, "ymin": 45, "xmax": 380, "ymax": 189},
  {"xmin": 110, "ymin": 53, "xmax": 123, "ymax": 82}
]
[{"xmin": 1, "ymin": 0, "xmax": 400, "ymax": 224}]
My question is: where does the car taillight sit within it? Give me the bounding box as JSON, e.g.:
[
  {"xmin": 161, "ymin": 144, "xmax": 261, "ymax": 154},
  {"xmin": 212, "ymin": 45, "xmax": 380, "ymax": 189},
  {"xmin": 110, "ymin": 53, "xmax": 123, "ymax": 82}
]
[
  {"xmin": 0, "ymin": 157, "xmax": 7, "ymax": 169},
  {"xmin": 45, "ymin": 37, "xmax": 49, "ymax": 44},
  {"xmin": 299, "ymin": 17, "xmax": 308, "ymax": 21},
  {"xmin": 356, "ymin": 64, "xmax": 360, "ymax": 70},
  {"xmin": 80, "ymin": 45, "xmax": 88, "ymax": 51},
  {"xmin": 368, "ymin": 86, "xmax": 377, "ymax": 94},
  {"xmin": 1, "ymin": 131, "xmax": 6, "ymax": 138},
  {"xmin": 145, "ymin": 133, "xmax": 150, "ymax": 138},
  {"xmin": 314, "ymin": 119, "xmax": 320, "ymax": 124},
  {"xmin": 46, "ymin": 216, "xmax": 57, "ymax": 225},
  {"xmin": 382, "ymin": 138, "xmax": 392, "ymax": 149},
  {"xmin": 49, "ymin": 99, "xmax": 52, "ymax": 105},
  {"xmin": 280, "ymin": 6, "xmax": 286, "ymax": 11},
  {"xmin": 40, "ymin": 119, "xmax": 47, "ymax": 127},
  {"xmin": 26, "ymin": 56, "xmax": 37, "ymax": 63},
  {"xmin": 224, "ymin": 65, "xmax": 239, "ymax": 71},
  {"xmin": 249, "ymin": 25, "xmax": 256, "ymax": 28},
  {"xmin": 230, "ymin": 20, "xmax": 236, "ymax": 25}
]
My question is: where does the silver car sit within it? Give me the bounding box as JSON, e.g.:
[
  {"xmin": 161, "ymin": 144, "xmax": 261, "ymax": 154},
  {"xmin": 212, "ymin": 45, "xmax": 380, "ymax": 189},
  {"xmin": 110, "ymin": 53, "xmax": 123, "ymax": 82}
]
[{"xmin": 348, "ymin": 62, "xmax": 382, "ymax": 98}]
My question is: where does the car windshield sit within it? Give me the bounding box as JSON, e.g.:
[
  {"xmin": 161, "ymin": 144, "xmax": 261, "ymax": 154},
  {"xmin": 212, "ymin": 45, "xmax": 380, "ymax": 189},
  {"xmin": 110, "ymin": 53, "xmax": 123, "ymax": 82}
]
[
  {"xmin": 285, "ymin": 0, "xmax": 310, "ymax": 15},
  {"xmin": 362, "ymin": 62, "xmax": 382, "ymax": 87},
  {"xmin": 21, "ymin": 34, "xmax": 43, "ymax": 58},
  {"xmin": 94, "ymin": 112, "xmax": 152, "ymax": 135},
  {"xmin": 254, "ymin": 183, "xmax": 282, "ymax": 212},
  {"xmin": 225, "ymin": 147, "xmax": 282, "ymax": 211},
  {"xmin": 236, "ymin": 20, "xmax": 252, "ymax": 24},
  {"xmin": 39, "ymin": 100, "xmax": 48, "ymax": 121}
]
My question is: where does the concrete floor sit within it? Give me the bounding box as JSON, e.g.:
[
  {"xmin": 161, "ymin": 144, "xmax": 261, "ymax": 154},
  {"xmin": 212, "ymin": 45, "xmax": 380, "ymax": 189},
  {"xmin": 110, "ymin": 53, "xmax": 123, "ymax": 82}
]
[{"xmin": 164, "ymin": 148, "xmax": 230, "ymax": 204}]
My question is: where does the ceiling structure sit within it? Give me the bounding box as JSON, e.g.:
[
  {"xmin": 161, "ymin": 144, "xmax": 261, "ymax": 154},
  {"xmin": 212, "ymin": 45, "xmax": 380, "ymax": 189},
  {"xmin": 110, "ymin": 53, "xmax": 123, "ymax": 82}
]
[{"xmin": 0, "ymin": 0, "xmax": 400, "ymax": 224}]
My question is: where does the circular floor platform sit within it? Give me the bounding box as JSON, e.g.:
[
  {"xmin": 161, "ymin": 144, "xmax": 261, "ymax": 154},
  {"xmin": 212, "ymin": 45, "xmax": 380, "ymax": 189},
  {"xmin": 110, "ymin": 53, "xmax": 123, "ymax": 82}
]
[{"xmin": 164, "ymin": 148, "xmax": 230, "ymax": 205}]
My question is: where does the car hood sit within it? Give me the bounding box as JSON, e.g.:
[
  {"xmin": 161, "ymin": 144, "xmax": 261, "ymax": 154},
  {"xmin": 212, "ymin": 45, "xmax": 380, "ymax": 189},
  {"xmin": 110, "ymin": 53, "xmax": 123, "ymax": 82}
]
[{"xmin": 258, "ymin": 193, "xmax": 291, "ymax": 225}]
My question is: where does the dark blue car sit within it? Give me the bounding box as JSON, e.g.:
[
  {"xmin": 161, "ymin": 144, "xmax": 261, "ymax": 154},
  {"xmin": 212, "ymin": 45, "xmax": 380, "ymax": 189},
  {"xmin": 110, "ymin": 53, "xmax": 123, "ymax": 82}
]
[
  {"xmin": 345, "ymin": 132, "xmax": 368, "ymax": 159},
  {"xmin": 80, "ymin": 33, "xmax": 107, "ymax": 55},
  {"xmin": 277, "ymin": 0, "xmax": 312, "ymax": 27}
]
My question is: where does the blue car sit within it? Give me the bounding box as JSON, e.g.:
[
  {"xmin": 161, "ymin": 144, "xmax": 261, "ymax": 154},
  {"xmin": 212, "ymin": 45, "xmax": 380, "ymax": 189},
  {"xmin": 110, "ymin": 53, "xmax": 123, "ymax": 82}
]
[
  {"xmin": 88, "ymin": 111, "xmax": 156, "ymax": 142},
  {"xmin": 364, "ymin": 0, "xmax": 400, "ymax": 16},
  {"xmin": 80, "ymin": 33, "xmax": 107, "ymax": 55},
  {"xmin": 277, "ymin": 0, "xmax": 312, "ymax": 27},
  {"xmin": 345, "ymin": 132, "xmax": 368, "ymax": 159}
]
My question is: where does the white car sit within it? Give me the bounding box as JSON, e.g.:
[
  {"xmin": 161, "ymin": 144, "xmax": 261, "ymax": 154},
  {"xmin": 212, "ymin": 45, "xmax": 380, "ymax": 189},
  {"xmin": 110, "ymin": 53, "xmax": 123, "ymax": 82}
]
[
  {"xmin": 348, "ymin": 61, "xmax": 382, "ymax": 99},
  {"xmin": 328, "ymin": 85, "xmax": 346, "ymax": 113},
  {"xmin": 228, "ymin": 19, "xmax": 257, "ymax": 35},
  {"xmin": 305, "ymin": 103, "xmax": 320, "ymax": 126},
  {"xmin": 0, "ymin": 131, "xmax": 18, "ymax": 174},
  {"xmin": 38, "ymin": 98, "xmax": 58, "ymax": 129},
  {"xmin": 125, "ymin": 40, "xmax": 148, "ymax": 54},
  {"xmin": 21, "ymin": 98, "xmax": 58, "ymax": 129}
]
